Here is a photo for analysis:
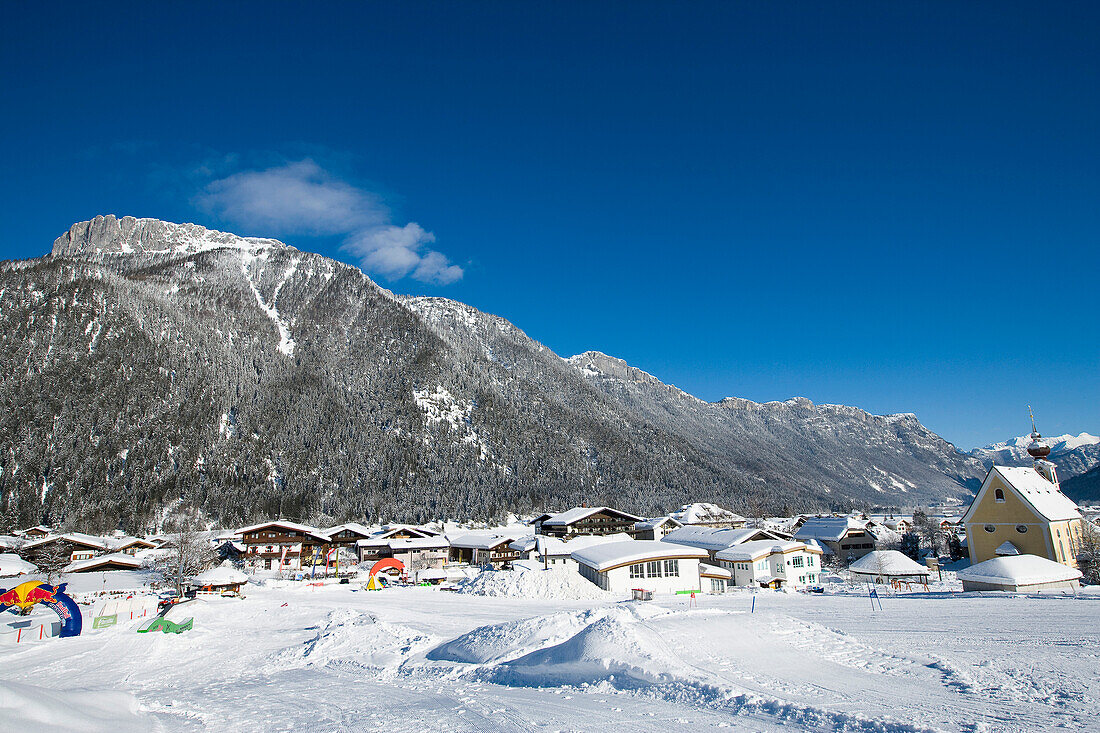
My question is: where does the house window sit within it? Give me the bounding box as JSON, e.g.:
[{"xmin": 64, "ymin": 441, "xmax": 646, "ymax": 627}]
[
  {"xmin": 995, "ymin": 489, "xmax": 1005, "ymax": 503},
  {"xmin": 792, "ymin": 557, "xmax": 804, "ymax": 568},
  {"xmin": 984, "ymin": 525, "xmax": 996, "ymax": 533},
  {"xmin": 646, "ymin": 561, "xmax": 661, "ymax": 578},
  {"xmin": 663, "ymin": 559, "xmax": 679, "ymax": 577},
  {"xmin": 629, "ymin": 563, "xmax": 644, "ymax": 579}
]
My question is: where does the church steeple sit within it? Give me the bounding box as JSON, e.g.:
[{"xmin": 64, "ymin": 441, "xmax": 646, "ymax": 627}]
[{"xmin": 1026, "ymin": 406, "xmax": 1058, "ymax": 485}]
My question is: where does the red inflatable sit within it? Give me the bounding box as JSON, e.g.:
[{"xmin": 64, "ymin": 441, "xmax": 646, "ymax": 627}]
[{"xmin": 368, "ymin": 558, "xmax": 405, "ymax": 577}]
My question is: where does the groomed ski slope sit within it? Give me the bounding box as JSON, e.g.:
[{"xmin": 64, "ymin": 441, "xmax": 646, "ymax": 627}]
[{"xmin": 2, "ymin": 581, "xmax": 1098, "ymax": 732}]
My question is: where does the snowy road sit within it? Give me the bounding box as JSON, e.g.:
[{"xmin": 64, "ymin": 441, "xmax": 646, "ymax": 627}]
[{"xmin": 2, "ymin": 582, "xmax": 1097, "ymax": 731}]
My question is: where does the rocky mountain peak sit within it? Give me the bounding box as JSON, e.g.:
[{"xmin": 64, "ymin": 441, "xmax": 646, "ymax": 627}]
[{"xmin": 51, "ymin": 215, "xmax": 291, "ymax": 259}]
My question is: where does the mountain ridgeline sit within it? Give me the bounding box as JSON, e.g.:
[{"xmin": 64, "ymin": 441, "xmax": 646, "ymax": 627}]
[{"xmin": 0, "ymin": 216, "xmax": 987, "ymax": 533}]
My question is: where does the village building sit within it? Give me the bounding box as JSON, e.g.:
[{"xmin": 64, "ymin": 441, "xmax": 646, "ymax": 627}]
[
  {"xmin": 64, "ymin": 552, "xmax": 143, "ymax": 573},
  {"xmin": 0, "ymin": 553, "xmax": 37, "ymax": 577},
  {"xmin": 669, "ymin": 503, "xmax": 748, "ymax": 529},
  {"xmin": 957, "ymin": 554, "xmax": 1082, "ymax": 592},
  {"xmin": 572, "ymin": 539, "xmax": 709, "ymax": 594},
  {"xmin": 848, "ymin": 550, "xmax": 931, "ymax": 586},
  {"xmin": 448, "ymin": 532, "xmax": 525, "ymax": 566},
  {"xmin": 357, "ymin": 524, "xmax": 442, "ymax": 563},
  {"xmin": 961, "ymin": 427, "xmax": 1084, "ymax": 569},
  {"xmin": 380, "ymin": 536, "xmax": 450, "ymax": 570},
  {"xmin": 237, "ymin": 521, "xmax": 331, "ymax": 571},
  {"xmin": 714, "ymin": 540, "xmax": 823, "ymax": 589},
  {"xmin": 661, "ymin": 526, "xmax": 788, "ymax": 563},
  {"xmin": 633, "ymin": 516, "xmax": 684, "ymax": 540},
  {"xmin": 538, "ymin": 507, "xmax": 643, "ymax": 538},
  {"xmin": 191, "ymin": 562, "xmax": 249, "ymax": 596},
  {"xmin": 322, "ymin": 523, "xmax": 376, "ymax": 551},
  {"xmin": 515, "ymin": 532, "xmax": 633, "ymax": 569},
  {"xmin": 15, "ymin": 525, "xmax": 52, "ymax": 539},
  {"xmin": 111, "ymin": 536, "xmax": 157, "ymax": 555},
  {"xmin": 699, "ymin": 562, "xmax": 733, "ymax": 593},
  {"xmin": 793, "ymin": 517, "xmax": 876, "ymax": 563},
  {"xmin": 22, "ymin": 533, "xmax": 113, "ymax": 563}
]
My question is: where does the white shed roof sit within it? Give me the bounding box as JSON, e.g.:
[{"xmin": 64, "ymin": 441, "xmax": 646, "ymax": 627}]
[
  {"xmin": 699, "ymin": 562, "xmax": 732, "ymax": 579},
  {"xmin": 535, "ymin": 532, "xmax": 632, "ymax": 557},
  {"xmin": 848, "ymin": 550, "xmax": 930, "ymax": 577},
  {"xmin": 715, "ymin": 540, "xmax": 813, "ymax": 562},
  {"xmin": 0, "ymin": 553, "xmax": 37, "ymax": 576},
  {"xmin": 661, "ymin": 526, "xmax": 781, "ymax": 552},
  {"xmin": 571, "ymin": 540, "xmax": 708, "ymax": 572},
  {"xmin": 64, "ymin": 553, "xmax": 142, "ymax": 573},
  {"xmin": 670, "ymin": 503, "xmax": 747, "ymax": 525},
  {"xmin": 448, "ymin": 532, "xmax": 526, "ymax": 550},
  {"xmin": 957, "ymin": 555, "xmax": 1082, "ymax": 586},
  {"xmin": 192, "ymin": 563, "xmax": 248, "ymax": 586}
]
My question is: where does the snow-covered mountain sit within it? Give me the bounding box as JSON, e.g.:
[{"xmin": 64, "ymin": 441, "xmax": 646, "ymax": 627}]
[
  {"xmin": 0, "ymin": 216, "xmax": 985, "ymax": 532},
  {"xmin": 971, "ymin": 433, "xmax": 1100, "ymax": 479}
]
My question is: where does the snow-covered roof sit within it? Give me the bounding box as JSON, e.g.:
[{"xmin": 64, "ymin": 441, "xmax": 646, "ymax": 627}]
[
  {"xmin": 0, "ymin": 553, "xmax": 37, "ymax": 576},
  {"xmin": 192, "ymin": 563, "xmax": 248, "ymax": 586},
  {"xmin": 0, "ymin": 535, "xmax": 24, "ymax": 550},
  {"xmin": 662, "ymin": 526, "xmax": 782, "ymax": 552},
  {"xmin": 991, "ymin": 466, "xmax": 1082, "ymax": 522},
  {"xmin": 669, "ymin": 503, "xmax": 747, "ymax": 525},
  {"xmin": 108, "ymin": 536, "xmax": 155, "ymax": 550},
  {"xmin": 508, "ymin": 536, "xmax": 539, "ymax": 553},
  {"xmin": 848, "ymin": 550, "xmax": 930, "ymax": 577},
  {"xmin": 448, "ymin": 532, "xmax": 526, "ymax": 550},
  {"xmin": 541, "ymin": 506, "xmax": 643, "ymax": 527},
  {"xmin": 322, "ymin": 522, "xmax": 375, "ymax": 538},
  {"xmin": 699, "ymin": 562, "xmax": 732, "ymax": 579},
  {"xmin": 957, "ymin": 555, "xmax": 1082, "ymax": 586},
  {"xmin": 715, "ymin": 540, "xmax": 813, "ymax": 562},
  {"xmin": 535, "ymin": 532, "xmax": 632, "ymax": 557},
  {"xmin": 387, "ymin": 537, "xmax": 450, "ymax": 550},
  {"xmin": 236, "ymin": 521, "xmax": 331, "ymax": 542},
  {"xmin": 793, "ymin": 517, "xmax": 867, "ymax": 542},
  {"xmin": 995, "ymin": 541, "xmax": 1021, "ymax": 556},
  {"xmin": 376, "ymin": 524, "xmax": 441, "ymax": 538},
  {"xmin": 571, "ymin": 540, "xmax": 708, "ymax": 572},
  {"xmin": 635, "ymin": 516, "xmax": 683, "ymax": 530},
  {"xmin": 64, "ymin": 553, "xmax": 142, "ymax": 573}
]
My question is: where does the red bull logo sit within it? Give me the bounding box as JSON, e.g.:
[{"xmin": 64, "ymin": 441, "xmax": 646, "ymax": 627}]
[{"xmin": 0, "ymin": 581, "xmax": 59, "ymax": 611}]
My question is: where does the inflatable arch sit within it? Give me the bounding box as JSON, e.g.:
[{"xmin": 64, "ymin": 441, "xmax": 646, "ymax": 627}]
[
  {"xmin": 365, "ymin": 558, "xmax": 405, "ymax": 590},
  {"xmin": 0, "ymin": 581, "xmax": 83, "ymax": 638}
]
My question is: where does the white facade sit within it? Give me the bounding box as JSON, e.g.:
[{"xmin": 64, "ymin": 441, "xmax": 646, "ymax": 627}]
[
  {"xmin": 715, "ymin": 541, "xmax": 823, "ymax": 588},
  {"xmin": 572, "ymin": 540, "xmax": 708, "ymax": 595}
]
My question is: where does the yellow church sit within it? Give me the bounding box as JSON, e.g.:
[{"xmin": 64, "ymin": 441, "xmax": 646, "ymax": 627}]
[{"xmin": 962, "ymin": 422, "xmax": 1085, "ymax": 569}]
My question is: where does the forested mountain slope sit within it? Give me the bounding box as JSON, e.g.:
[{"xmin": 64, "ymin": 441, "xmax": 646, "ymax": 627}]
[{"xmin": 0, "ymin": 216, "xmax": 984, "ymax": 532}]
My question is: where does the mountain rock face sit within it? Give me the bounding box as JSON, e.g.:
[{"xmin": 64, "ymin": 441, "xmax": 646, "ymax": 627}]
[
  {"xmin": 0, "ymin": 216, "xmax": 985, "ymax": 532},
  {"xmin": 971, "ymin": 434, "xmax": 1100, "ymax": 481},
  {"xmin": 1061, "ymin": 464, "xmax": 1100, "ymax": 504}
]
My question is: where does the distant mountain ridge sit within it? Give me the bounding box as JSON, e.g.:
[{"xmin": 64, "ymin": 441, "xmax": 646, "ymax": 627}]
[
  {"xmin": 0, "ymin": 216, "xmax": 986, "ymax": 532},
  {"xmin": 971, "ymin": 433, "xmax": 1100, "ymax": 480}
]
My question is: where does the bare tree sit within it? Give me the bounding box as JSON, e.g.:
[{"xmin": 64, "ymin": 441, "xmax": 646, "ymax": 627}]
[
  {"xmin": 161, "ymin": 514, "xmax": 216, "ymax": 596},
  {"xmin": 25, "ymin": 541, "xmax": 70, "ymax": 587},
  {"xmin": 1072, "ymin": 521, "xmax": 1100, "ymax": 586}
]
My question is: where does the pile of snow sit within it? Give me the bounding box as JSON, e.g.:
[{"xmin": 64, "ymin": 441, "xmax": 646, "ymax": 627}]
[
  {"xmin": 0, "ymin": 679, "xmax": 148, "ymax": 732},
  {"xmin": 452, "ymin": 562, "xmax": 609, "ymax": 600},
  {"xmin": 0, "ymin": 553, "xmax": 36, "ymax": 577},
  {"xmin": 286, "ymin": 608, "xmax": 438, "ymax": 671}
]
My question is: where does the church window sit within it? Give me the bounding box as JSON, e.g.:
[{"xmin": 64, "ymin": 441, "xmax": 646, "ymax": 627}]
[{"xmin": 994, "ymin": 489, "xmax": 1005, "ymax": 503}]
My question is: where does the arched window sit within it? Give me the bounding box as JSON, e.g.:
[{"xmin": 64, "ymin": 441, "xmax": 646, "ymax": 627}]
[{"xmin": 994, "ymin": 489, "xmax": 1005, "ymax": 503}]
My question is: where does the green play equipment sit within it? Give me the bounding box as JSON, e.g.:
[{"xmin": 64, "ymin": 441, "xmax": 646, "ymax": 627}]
[{"xmin": 137, "ymin": 616, "xmax": 194, "ymax": 634}]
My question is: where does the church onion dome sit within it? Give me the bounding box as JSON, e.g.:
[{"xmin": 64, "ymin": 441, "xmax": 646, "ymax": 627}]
[{"xmin": 1027, "ymin": 431, "xmax": 1051, "ymax": 459}]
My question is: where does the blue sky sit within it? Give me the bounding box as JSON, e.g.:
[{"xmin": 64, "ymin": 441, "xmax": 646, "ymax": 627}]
[{"xmin": 2, "ymin": 2, "xmax": 1097, "ymax": 449}]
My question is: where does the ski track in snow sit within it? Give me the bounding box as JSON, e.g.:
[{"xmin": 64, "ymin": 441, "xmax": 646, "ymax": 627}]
[{"xmin": 2, "ymin": 580, "xmax": 1098, "ymax": 732}]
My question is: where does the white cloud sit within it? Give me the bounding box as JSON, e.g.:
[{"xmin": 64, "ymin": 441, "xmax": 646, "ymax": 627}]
[{"xmin": 196, "ymin": 159, "xmax": 462, "ymax": 284}]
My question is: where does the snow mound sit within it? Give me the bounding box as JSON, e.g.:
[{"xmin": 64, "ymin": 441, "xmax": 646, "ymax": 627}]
[
  {"xmin": 494, "ymin": 606, "xmax": 703, "ymax": 688},
  {"xmin": 452, "ymin": 564, "xmax": 610, "ymax": 600},
  {"xmin": 0, "ymin": 679, "xmax": 148, "ymax": 732},
  {"xmin": 289, "ymin": 608, "xmax": 438, "ymax": 671}
]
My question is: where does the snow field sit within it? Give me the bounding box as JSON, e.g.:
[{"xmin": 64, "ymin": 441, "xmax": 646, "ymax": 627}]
[{"xmin": 1, "ymin": 580, "xmax": 1098, "ymax": 732}]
